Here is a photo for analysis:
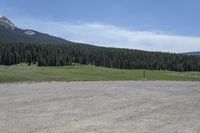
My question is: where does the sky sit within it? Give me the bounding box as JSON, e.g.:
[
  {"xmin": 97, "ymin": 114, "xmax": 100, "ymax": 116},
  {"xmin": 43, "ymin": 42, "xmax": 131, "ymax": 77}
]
[{"xmin": 0, "ymin": 0, "xmax": 200, "ymax": 52}]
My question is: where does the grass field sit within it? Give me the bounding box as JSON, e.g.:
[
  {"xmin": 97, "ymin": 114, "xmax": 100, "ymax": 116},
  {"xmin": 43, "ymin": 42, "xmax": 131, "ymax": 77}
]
[{"xmin": 0, "ymin": 64, "xmax": 200, "ymax": 82}]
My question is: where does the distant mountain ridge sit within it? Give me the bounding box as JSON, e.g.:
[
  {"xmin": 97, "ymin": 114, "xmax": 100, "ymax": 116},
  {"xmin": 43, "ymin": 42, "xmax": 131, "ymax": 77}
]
[
  {"xmin": 181, "ymin": 52, "xmax": 200, "ymax": 56},
  {"xmin": 0, "ymin": 16, "xmax": 71, "ymax": 44}
]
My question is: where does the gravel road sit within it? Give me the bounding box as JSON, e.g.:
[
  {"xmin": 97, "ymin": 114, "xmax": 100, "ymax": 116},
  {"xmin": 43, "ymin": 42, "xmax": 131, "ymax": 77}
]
[{"xmin": 0, "ymin": 81, "xmax": 200, "ymax": 133}]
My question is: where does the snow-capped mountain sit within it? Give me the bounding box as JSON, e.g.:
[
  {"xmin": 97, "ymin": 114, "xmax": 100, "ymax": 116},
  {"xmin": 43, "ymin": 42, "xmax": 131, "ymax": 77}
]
[
  {"xmin": 0, "ymin": 16, "xmax": 71, "ymax": 44},
  {"xmin": 0, "ymin": 16, "xmax": 15, "ymax": 30}
]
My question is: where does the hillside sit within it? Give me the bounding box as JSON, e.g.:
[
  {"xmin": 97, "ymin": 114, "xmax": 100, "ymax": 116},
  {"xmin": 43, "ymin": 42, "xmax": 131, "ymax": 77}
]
[
  {"xmin": 1, "ymin": 16, "xmax": 200, "ymax": 72},
  {"xmin": 0, "ymin": 16, "xmax": 71, "ymax": 44}
]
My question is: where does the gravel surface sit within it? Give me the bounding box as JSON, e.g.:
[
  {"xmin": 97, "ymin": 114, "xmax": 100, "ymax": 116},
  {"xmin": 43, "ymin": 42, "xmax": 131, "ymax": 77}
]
[{"xmin": 0, "ymin": 81, "xmax": 200, "ymax": 133}]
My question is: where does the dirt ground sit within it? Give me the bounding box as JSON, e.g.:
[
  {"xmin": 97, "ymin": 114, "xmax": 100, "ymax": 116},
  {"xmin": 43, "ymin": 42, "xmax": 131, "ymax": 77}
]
[{"xmin": 0, "ymin": 81, "xmax": 200, "ymax": 133}]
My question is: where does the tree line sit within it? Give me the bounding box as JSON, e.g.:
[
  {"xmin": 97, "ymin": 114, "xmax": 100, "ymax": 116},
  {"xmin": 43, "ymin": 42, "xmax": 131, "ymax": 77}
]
[{"xmin": 0, "ymin": 42, "xmax": 200, "ymax": 71}]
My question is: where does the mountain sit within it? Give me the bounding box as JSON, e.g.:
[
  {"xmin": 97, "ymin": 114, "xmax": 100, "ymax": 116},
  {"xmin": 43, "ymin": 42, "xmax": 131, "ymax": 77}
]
[
  {"xmin": 0, "ymin": 16, "xmax": 15, "ymax": 30},
  {"xmin": 0, "ymin": 16, "xmax": 71, "ymax": 44},
  {"xmin": 181, "ymin": 52, "xmax": 200, "ymax": 57},
  {"xmin": 1, "ymin": 16, "xmax": 200, "ymax": 71}
]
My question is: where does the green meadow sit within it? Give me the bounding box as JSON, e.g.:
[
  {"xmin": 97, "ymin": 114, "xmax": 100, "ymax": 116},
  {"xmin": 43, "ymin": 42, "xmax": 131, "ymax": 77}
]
[{"xmin": 0, "ymin": 64, "xmax": 200, "ymax": 82}]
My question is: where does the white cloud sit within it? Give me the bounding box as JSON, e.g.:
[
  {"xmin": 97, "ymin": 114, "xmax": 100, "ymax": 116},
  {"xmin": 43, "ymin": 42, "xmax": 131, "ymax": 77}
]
[{"xmin": 13, "ymin": 18, "xmax": 200, "ymax": 53}]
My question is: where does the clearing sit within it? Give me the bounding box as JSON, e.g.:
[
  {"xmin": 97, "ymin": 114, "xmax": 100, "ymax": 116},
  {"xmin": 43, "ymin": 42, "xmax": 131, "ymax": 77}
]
[
  {"xmin": 0, "ymin": 81, "xmax": 200, "ymax": 132},
  {"xmin": 0, "ymin": 64, "xmax": 200, "ymax": 82}
]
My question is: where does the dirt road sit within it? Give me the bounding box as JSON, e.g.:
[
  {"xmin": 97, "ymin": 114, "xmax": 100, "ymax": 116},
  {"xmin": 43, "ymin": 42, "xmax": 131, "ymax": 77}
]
[{"xmin": 0, "ymin": 81, "xmax": 200, "ymax": 133}]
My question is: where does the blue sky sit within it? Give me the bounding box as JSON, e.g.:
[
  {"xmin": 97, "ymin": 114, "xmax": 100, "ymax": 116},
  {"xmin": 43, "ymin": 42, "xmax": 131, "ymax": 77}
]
[{"xmin": 1, "ymin": 0, "xmax": 200, "ymax": 52}]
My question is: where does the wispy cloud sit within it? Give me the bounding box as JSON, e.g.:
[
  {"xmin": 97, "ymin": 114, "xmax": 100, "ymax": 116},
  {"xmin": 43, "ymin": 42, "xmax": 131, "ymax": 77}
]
[{"xmin": 13, "ymin": 18, "xmax": 200, "ymax": 53}]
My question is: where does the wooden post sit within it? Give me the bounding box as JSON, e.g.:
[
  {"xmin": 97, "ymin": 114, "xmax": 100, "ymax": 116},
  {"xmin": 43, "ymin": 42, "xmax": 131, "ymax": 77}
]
[{"xmin": 143, "ymin": 70, "xmax": 146, "ymax": 80}]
